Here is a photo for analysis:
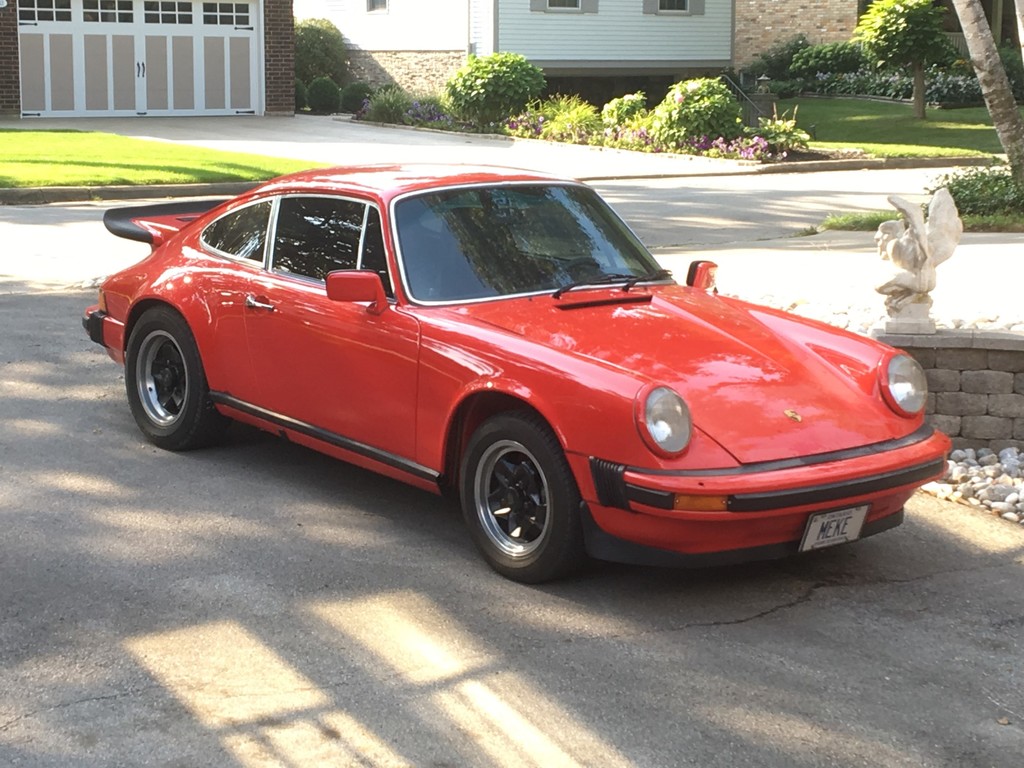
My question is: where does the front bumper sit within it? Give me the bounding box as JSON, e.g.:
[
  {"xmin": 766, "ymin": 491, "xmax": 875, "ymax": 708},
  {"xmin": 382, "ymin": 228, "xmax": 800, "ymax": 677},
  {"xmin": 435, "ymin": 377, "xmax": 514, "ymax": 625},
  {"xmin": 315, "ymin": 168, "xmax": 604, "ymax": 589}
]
[{"xmin": 578, "ymin": 425, "xmax": 951, "ymax": 566}]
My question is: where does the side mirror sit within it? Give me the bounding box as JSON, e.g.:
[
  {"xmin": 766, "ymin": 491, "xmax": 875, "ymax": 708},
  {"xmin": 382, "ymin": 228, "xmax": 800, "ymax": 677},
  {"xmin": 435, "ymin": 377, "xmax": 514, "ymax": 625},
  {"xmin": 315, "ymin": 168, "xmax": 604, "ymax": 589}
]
[
  {"xmin": 685, "ymin": 260, "xmax": 718, "ymax": 294},
  {"xmin": 326, "ymin": 270, "xmax": 388, "ymax": 315}
]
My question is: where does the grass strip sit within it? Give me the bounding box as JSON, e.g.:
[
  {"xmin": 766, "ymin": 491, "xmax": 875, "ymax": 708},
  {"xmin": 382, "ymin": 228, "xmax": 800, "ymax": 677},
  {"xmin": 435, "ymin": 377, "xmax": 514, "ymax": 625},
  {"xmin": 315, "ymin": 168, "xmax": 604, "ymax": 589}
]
[
  {"xmin": 779, "ymin": 97, "xmax": 1021, "ymax": 158},
  {"xmin": 820, "ymin": 210, "xmax": 1024, "ymax": 233},
  {"xmin": 0, "ymin": 129, "xmax": 319, "ymax": 188}
]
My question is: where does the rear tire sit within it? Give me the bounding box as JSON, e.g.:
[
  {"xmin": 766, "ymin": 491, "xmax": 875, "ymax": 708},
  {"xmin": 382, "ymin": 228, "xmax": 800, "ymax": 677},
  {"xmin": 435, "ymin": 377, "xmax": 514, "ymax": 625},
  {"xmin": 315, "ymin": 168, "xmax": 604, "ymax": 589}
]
[
  {"xmin": 460, "ymin": 411, "xmax": 587, "ymax": 583},
  {"xmin": 124, "ymin": 306, "xmax": 228, "ymax": 451}
]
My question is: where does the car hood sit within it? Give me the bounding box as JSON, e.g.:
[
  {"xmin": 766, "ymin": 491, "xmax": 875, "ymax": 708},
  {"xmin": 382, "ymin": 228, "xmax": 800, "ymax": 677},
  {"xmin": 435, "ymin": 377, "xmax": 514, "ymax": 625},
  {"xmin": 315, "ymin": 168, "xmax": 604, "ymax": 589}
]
[{"xmin": 450, "ymin": 286, "xmax": 907, "ymax": 465}]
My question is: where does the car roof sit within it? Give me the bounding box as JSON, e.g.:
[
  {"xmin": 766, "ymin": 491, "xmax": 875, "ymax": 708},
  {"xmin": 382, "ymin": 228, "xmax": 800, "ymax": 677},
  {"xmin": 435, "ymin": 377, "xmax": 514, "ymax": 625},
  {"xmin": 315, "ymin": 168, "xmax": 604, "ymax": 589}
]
[{"xmin": 252, "ymin": 164, "xmax": 570, "ymax": 204}]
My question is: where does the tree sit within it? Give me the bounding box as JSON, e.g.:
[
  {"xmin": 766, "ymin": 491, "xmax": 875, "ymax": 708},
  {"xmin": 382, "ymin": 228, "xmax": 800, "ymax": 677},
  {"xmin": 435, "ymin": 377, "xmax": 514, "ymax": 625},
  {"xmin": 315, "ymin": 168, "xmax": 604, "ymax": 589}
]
[
  {"xmin": 950, "ymin": 0, "xmax": 1024, "ymax": 182},
  {"xmin": 294, "ymin": 18, "xmax": 346, "ymax": 86},
  {"xmin": 854, "ymin": 0, "xmax": 951, "ymax": 119}
]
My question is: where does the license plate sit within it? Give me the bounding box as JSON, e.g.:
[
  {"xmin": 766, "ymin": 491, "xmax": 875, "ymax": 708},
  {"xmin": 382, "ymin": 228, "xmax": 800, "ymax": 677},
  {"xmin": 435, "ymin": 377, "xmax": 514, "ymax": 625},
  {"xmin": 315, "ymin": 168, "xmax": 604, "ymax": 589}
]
[{"xmin": 799, "ymin": 505, "xmax": 868, "ymax": 552}]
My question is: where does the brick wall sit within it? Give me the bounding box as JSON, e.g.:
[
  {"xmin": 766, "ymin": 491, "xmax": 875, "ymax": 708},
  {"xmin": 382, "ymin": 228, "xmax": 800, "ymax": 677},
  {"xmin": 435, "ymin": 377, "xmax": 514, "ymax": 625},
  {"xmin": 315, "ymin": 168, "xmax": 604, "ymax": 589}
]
[
  {"xmin": 264, "ymin": 0, "xmax": 295, "ymax": 115},
  {"xmin": 878, "ymin": 331, "xmax": 1024, "ymax": 451},
  {"xmin": 733, "ymin": 0, "xmax": 859, "ymax": 69},
  {"xmin": 348, "ymin": 50, "xmax": 466, "ymax": 94},
  {"xmin": 0, "ymin": 2, "xmax": 19, "ymax": 115}
]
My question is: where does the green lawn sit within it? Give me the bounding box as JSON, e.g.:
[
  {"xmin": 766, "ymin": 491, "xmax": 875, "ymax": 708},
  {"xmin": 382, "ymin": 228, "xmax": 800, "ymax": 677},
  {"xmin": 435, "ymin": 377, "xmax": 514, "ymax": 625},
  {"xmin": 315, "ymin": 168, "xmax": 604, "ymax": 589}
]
[
  {"xmin": 0, "ymin": 129, "xmax": 318, "ymax": 188},
  {"xmin": 778, "ymin": 97, "xmax": 1020, "ymax": 158}
]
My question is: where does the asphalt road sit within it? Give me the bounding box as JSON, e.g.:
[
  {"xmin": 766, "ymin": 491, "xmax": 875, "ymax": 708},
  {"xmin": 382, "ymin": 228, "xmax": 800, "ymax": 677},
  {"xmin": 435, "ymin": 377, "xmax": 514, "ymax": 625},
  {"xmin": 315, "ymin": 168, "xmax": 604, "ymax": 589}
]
[{"xmin": 1, "ymin": 173, "xmax": 1023, "ymax": 767}]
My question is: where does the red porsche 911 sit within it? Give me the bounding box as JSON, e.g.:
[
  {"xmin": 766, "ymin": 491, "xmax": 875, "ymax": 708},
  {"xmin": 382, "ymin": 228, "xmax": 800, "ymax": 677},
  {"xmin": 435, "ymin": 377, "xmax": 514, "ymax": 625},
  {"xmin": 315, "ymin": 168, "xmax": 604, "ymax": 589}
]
[{"xmin": 84, "ymin": 165, "xmax": 950, "ymax": 582}]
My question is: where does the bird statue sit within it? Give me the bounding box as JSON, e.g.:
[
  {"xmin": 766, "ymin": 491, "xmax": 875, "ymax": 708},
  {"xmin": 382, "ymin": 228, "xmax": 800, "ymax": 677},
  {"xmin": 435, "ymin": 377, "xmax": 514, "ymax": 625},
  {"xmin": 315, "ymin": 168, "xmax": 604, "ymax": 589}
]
[{"xmin": 875, "ymin": 188, "xmax": 963, "ymax": 315}]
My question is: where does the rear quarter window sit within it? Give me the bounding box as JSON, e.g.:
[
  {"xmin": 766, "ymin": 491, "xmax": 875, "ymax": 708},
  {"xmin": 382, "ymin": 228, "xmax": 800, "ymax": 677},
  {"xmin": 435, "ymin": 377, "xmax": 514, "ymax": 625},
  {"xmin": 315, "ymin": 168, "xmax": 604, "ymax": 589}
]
[{"xmin": 201, "ymin": 200, "xmax": 273, "ymax": 263}]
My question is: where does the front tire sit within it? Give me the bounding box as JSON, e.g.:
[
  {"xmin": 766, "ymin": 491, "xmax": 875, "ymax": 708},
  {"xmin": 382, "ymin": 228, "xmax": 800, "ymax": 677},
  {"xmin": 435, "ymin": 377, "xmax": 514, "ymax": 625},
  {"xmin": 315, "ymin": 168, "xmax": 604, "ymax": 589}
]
[
  {"xmin": 124, "ymin": 306, "xmax": 228, "ymax": 451},
  {"xmin": 460, "ymin": 412, "xmax": 586, "ymax": 583}
]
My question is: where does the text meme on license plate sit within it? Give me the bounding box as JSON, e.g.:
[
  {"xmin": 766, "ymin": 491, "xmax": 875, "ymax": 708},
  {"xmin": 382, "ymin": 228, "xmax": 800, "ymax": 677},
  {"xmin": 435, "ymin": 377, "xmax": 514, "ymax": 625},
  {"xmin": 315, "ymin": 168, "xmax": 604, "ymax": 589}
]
[{"xmin": 799, "ymin": 505, "xmax": 868, "ymax": 552}]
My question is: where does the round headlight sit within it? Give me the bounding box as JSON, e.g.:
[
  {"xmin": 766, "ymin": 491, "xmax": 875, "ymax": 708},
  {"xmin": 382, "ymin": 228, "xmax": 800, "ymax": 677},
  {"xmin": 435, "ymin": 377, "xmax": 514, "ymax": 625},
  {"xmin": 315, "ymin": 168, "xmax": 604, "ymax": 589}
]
[
  {"xmin": 638, "ymin": 386, "xmax": 692, "ymax": 456},
  {"xmin": 883, "ymin": 354, "xmax": 927, "ymax": 416}
]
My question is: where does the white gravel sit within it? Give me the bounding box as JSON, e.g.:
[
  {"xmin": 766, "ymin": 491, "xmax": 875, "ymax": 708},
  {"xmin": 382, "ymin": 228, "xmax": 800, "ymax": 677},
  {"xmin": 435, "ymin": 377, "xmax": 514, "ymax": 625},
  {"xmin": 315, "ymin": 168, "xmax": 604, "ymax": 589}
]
[{"xmin": 925, "ymin": 447, "xmax": 1024, "ymax": 526}]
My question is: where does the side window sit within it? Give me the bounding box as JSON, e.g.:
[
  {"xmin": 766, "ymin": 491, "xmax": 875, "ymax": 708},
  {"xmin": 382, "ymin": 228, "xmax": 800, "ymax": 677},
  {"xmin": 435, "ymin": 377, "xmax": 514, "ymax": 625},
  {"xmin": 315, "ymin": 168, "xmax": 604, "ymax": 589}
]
[
  {"xmin": 361, "ymin": 206, "xmax": 393, "ymax": 297},
  {"xmin": 272, "ymin": 196, "xmax": 364, "ymax": 281},
  {"xmin": 201, "ymin": 200, "xmax": 272, "ymax": 262}
]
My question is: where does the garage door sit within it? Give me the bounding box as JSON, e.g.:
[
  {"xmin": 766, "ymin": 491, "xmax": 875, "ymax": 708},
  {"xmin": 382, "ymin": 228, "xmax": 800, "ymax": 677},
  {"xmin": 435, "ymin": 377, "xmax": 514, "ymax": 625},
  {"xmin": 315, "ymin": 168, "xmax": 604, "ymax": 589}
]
[{"xmin": 18, "ymin": 0, "xmax": 261, "ymax": 116}]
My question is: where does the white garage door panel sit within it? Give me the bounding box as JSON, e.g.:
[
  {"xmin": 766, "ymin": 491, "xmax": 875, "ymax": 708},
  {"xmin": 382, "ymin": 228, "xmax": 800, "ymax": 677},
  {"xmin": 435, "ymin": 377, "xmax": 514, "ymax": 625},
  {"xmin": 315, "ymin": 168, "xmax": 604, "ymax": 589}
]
[{"xmin": 17, "ymin": 0, "xmax": 261, "ymax": 117}]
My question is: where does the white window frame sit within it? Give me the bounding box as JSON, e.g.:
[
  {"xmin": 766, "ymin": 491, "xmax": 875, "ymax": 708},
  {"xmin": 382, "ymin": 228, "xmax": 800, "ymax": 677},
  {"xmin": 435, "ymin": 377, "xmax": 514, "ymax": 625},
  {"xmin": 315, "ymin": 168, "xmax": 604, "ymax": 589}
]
[
  {"xmin": 529, "ymin": 0, "xmax": 598, "ymax": 13},
  {"xmin": 642, "ymin": 0, "xmax": 703, "ymax": 15}
]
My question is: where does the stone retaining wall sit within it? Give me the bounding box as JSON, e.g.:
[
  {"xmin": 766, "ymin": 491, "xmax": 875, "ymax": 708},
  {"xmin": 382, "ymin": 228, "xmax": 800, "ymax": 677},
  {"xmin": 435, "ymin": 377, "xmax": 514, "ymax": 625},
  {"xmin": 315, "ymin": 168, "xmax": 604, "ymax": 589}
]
[
  {"xmin": 347, "ymin": 50, "xmax": 466, "ymax": 94},
  {"xmin": 876, "ymin": 330, "xmax": 1024, "ymax": 451}
]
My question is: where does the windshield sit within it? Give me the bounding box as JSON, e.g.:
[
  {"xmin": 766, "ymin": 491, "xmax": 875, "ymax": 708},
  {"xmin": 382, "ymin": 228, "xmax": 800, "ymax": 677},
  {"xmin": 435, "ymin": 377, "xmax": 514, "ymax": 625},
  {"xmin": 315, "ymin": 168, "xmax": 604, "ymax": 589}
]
[{"xmin": 393, "ymin": 184, "xmax": 665, "ymax": 303}]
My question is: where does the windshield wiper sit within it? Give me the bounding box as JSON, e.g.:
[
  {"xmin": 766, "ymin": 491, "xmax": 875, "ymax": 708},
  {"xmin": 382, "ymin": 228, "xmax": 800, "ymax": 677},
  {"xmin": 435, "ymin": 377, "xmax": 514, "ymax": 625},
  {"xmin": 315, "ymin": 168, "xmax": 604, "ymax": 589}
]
[{"xmin": 552, "ymin": 269, "xmax": 672, "ymax": 300}]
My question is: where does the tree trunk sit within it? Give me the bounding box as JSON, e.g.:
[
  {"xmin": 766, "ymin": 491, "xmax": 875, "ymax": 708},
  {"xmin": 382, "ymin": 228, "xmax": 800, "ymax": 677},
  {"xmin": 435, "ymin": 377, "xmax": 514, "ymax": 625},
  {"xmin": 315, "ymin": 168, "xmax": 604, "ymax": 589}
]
[
  {"xmin": 950, "ymin": 0, "xmax": 1024, "ymax": 182},
  {"xmin": 912, "ymin": 60, "xmax": 926, "ymax": 119}
]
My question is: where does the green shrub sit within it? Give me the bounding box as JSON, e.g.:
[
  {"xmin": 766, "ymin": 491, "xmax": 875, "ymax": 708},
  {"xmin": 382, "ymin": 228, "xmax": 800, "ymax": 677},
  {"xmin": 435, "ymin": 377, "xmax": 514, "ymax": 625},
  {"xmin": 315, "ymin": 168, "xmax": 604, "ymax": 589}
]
[
  {"xmin": 601, "ymin": 113, "xmax": 658, "ymax": 151},
  {"xmin": 294, "ymin": 18, "xmax": 346, "ymax": 86},
  {"xmin": 931, "ymin": 166, "xmax": 1024, "ymax": 217},
  {"xmin": 445, "ymin": 53, "xmax": 546, "ymax": 128},
  {"xmin": 743, "ymin": 35, "xmax": 809, "ymax": 80},
  {"xmin": 999, "ymin": 44, "xmax": 1024, "ymax": 101},
  {"xmin": 650, "ymin": 78, "xmax": 743, "ymax": 148},
  {"xmin": 340, "ymin": 82, "xmax": 374, "ymax": 113},
  {"xmin": 790, "ymin": 41, "xmax": 866, "ymax": 78},
  {"xmin": 295, "ymin": 78, "xmax": 308, "ymax": 111},
  {"xmin": 307, "ymin": 76, "xmax": 341, "ymax": 114},
  {"xmin": 547, "ymin": 95, "xmax": 601, "ymax": 143},
  {"xmin": 363, "ymin": 85, "xmax": 413, "ymax": 124},
  {"xmin": 767, "ymin": 79, "xmax": 806, "ymax": 99},
  {"xmin": 601, "ymin": 92, "xmax": 647, "ymax": 128}
]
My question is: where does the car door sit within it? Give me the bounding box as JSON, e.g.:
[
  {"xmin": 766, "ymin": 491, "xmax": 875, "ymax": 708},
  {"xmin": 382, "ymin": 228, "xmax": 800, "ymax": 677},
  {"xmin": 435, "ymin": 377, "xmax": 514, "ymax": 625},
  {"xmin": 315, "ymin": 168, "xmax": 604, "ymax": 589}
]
[
  {"xmin": 242, "ymin": 194, "xmax": 421, "ymax": 464},
  {"xmin": 191, "ymin": 198, "xmax": 275, "ymax": 405}
]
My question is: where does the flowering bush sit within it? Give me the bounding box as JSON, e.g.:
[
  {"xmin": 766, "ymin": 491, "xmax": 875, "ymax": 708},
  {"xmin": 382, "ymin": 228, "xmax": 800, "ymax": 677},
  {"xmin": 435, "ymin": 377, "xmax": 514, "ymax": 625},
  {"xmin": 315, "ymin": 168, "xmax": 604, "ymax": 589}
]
[
  {"xmin": 601, "ymin": 92, "xmax": 648, "ymax": 128},
  {"xmin": 650, "ymin": 78, "xmax": 743, "ymax": 149}
]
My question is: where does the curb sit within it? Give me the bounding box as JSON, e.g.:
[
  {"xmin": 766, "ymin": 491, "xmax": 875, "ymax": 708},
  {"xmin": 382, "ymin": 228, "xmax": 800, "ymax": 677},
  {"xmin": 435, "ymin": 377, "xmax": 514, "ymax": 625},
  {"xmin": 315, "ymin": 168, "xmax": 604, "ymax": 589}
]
[{"xmin": 0, "ymin": 181, "xmax": 257, "ymax": 206}]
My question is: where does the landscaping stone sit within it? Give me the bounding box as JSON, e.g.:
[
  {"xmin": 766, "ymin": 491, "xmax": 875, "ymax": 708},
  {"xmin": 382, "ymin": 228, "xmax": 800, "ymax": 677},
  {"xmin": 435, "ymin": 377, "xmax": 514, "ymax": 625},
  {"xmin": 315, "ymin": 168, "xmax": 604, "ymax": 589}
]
[{"xmin": 960, "ymin": 370, "xmax": 1014, "ymax": 395}]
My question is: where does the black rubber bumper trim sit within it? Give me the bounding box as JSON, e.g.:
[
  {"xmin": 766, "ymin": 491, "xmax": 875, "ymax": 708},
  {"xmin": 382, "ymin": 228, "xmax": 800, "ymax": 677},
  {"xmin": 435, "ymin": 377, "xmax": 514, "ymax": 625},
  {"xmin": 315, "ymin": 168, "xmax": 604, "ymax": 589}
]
[
  {"xmin": 626, "ymin": 424, "xmax": 937, "ymax": 477},
  {"xmin": 727, "ymin": 458, "xmax": 945, "ymax": 512},
  {"xmin": 83, "ymin": 310, "xmax": 107, "ymax": 346},
  {"xmin": 580, "ymin": 503, "xmax": 905, "ymax": 568},
  {"xmin": 210, "ymin": 391, "xmax": 440, "ymax": 485}
]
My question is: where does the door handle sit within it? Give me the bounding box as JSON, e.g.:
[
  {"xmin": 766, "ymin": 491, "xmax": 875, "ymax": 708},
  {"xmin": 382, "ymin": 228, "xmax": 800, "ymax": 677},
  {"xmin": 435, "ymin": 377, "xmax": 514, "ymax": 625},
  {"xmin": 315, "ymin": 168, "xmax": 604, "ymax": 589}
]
[{"xmin": 245, "ymin": 295, "xmax": 275, "ymax": 311}]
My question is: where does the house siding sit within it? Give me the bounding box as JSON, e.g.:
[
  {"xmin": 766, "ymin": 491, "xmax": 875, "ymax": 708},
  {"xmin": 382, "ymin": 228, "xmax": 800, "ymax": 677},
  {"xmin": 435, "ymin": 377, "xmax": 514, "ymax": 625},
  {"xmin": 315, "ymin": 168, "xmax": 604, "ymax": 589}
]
[
  {"xmin": 327, "ymin": 0, "xmax": 467, "ymax": 51},
  {"xmin": 0, "ymin": 2, "xmax": 19, "ymax": 115},
  {"xmin": 497, "ymin": 0, "xmax": 731, "ymax": 68},
  {"xmin": 470, "ymin": 0, "xmax": 495, "ymax": 56},
  {"xmin": 733, "ymin": 0, "xmax": 858, "ymax": 68}
]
